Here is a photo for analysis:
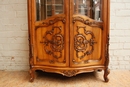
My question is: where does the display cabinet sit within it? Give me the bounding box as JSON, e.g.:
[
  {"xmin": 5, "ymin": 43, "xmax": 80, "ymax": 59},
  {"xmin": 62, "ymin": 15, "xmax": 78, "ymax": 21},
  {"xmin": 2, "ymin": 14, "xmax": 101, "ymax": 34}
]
[{"xmin": 28, "ymin": 0, "xmax": 110, "ymax": 82}]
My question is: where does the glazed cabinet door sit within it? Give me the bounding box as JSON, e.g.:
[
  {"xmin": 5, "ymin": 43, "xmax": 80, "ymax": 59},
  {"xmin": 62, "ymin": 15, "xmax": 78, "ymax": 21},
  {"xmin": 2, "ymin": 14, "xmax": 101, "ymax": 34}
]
[
  {"xmin": 32, "ymin": 0, "xmax": 69, "ymax": 67},
  {"xmin": 70, "ymin": 0, "xmax": 107, "ymax": 67}
]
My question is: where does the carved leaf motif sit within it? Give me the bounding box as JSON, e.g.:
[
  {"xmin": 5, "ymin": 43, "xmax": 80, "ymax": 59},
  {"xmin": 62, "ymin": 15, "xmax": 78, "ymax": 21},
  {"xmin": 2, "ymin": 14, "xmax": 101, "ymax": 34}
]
[{"xmin": 105, "ymin": 35, "xmax": 110, "ymax": 66}]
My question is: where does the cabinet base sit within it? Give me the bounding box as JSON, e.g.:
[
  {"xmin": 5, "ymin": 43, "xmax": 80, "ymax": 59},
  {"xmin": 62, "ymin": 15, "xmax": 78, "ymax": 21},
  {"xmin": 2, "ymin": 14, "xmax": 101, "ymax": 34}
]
[{"xmin": 29, "ymin": 66, "xmax": 110, "ymax": 82}]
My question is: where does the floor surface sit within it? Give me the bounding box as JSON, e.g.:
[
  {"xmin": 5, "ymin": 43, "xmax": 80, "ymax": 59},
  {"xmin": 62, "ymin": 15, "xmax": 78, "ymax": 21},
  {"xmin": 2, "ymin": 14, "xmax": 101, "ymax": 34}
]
[{"xmin": 0, "ymin": 70, "xmax": 130, "ymax": 87}]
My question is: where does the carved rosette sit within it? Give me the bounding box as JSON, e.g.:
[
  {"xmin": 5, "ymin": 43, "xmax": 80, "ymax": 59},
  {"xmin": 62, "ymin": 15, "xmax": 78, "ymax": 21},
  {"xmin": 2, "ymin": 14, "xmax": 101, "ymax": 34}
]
[
  {"xmin": 74, "ymin": 26, "xmax": 97, "ymax": 59},
  {"xmin": 41, "ymin": 26, "xmax": 64, "ymax": 59},
  {"xmin": 61, "ymin": 70, "xmax": 79, "ymax": 77}
]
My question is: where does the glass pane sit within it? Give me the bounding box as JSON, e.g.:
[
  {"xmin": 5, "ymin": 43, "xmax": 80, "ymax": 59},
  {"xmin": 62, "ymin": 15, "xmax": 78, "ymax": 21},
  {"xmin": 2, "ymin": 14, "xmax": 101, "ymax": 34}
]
[
  {"xmin": 36, "ymin": 0, "xmax": 64, "ymax": 21},
  {"xmin": 47, "ymin": 5, "xmax": 52, "ymax": 18},
  {"xmin": 74, "ymin": 0, "xmax": 102, "ymax": 21},
  {"xmin": 55, "ymin": 0, "xmax": 64, "ymax": 14}
]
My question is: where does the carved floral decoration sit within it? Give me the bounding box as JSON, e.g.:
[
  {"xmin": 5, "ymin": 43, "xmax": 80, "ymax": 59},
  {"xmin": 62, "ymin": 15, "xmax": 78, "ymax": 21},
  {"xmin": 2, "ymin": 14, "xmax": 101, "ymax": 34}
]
[
  {"xmin": 74, "ymin": 26, "xmax": 97, "ymax": 58},
  {"xmin": 41, "ymin": 26, "xmax": 64, "ymax": 59}
]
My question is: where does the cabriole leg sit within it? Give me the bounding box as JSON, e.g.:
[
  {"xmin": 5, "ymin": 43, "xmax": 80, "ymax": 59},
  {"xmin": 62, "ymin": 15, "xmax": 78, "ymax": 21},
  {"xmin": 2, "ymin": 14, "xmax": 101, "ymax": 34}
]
[
  {"xmin": 104, "ymin": 68, "xmax": 110, "ymax": 82},
  {"xmin": 29, "ymin": 69, "xmax": 35, "ymax": 82}
]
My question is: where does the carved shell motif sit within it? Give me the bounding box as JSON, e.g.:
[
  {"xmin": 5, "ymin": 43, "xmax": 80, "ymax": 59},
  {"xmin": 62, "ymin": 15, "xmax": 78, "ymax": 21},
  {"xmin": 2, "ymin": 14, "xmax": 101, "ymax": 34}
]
[{"xmin": 61, "ymin": 70, "xmax": 79, "ymax": 77}]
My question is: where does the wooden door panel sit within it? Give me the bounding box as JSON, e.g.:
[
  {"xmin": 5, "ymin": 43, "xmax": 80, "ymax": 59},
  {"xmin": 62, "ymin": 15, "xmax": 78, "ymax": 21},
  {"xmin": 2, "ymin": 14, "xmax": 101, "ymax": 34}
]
[
  {"xmin": 70, "ymin": 15, "xmax": 103, "ymax": 67},
  {"xmin": 35, "ymin": 15, "xmax": 67, "ymax": 67}
]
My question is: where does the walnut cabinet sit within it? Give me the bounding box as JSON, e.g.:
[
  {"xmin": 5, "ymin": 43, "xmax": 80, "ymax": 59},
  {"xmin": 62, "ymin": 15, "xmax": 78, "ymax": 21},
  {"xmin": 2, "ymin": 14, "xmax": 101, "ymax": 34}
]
[{"xmin": 28, "ymin": 0, "xmax": 110, "ymax": 82}]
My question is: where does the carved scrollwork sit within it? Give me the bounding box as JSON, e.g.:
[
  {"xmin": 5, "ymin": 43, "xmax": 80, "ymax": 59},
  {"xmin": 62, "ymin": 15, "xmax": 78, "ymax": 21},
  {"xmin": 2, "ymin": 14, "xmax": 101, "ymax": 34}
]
[
  {"xmin": 73, "ymin": 16, "xmax": 102, "ymax": 28},
  {"xmin": 61, "ymin": 70, "xmax": 79, "ymax": 77},
  {"xmin": 36, "ymin": 17, "xmax": 66, "ymax": 29},
  {"xmin": 73, "ymin": 16, "xmax": 84, "ymax": 23},
  {"xmin": 74, "ymin": 26, "xmax": 97, "ymax": 59},
  {"xmin": 41, "ymin": 26, "xmax": 64, "ymax": 59}
]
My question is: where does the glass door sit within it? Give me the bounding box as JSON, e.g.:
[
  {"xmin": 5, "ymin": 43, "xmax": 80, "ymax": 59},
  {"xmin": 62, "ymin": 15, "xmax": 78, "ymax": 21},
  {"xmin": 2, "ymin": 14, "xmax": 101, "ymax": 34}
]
[
  {"xmin": 70, "ymin": 0, "xmax": 104, "ymax": 67},
  {"xmin": 34, "ymin": 0, "xmax": 69, "ymax": 67}
]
